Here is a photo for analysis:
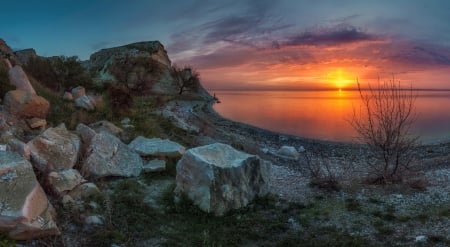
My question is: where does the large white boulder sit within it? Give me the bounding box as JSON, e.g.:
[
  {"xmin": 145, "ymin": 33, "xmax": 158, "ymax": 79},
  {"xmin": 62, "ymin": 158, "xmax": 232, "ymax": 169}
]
[
  {"xmin": 81, "ymin": 131, "xmax": 143, "ymax": 179},
  {"xmin": 0, "ymin": 151, "xmax": 59, "ymax": 240},
  {"xmin": 128, "ymin": 136, "xmax": 185, "ymax": 158},
  {"xmin": 8, "ymin": 65, "xmax": 36, "ymax": 94},
  {"xmin": 175, "ymin": 143, "xmax": 270, "ymax": 216},
  {"xmin": 28, "ymin": 124, "xmax": 81, "ymax": 173}
]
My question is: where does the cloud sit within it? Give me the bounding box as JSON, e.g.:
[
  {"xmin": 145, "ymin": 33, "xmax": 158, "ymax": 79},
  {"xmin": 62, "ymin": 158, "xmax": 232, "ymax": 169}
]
[{"xmin": 285, "ymin": 24, "xmax": 378, "ymax": 46}]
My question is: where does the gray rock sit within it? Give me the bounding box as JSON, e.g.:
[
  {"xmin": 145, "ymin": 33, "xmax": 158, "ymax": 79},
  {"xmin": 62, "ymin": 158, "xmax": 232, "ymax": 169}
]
[
  {"xmin": 143, "ymin": 159, "xmax": 166, "ymax": 173},
  {"xmin": 28, "ymin": 124, "xmax": 81, "ymax": 173},
  {"xmin": 415, "ymin": 235, "xmax": 427, "ymax": 243},
  {"xmin": 8, "ymin": 65, "xmax": 36, "ymax": 94},
  {"xmin": 68, "ymin": 182, "xmax": 100, "ymax": 201},
  {"xmin": 81, "ymin": 131, "xmax": 143, "ymax": 179},
  {"xmin": 175, "ymin": 143, "xmax": 270, "ymax": 216},
  {"xmin": 89, "ymin": 120, "xmax": 123, "ymax": 137},
  {"xmin": 276, "ymin": 145, "xmax": 300, "ymax": 160},
  {"xmin": 0, "ymin": 151, "xmax": 60, "ymax": 240},
  {"xmin": 47, "ymin": 169, "xmax": 86, "ymax": 195},
  {"xmin": 71, "ymin": 86, "xmax": 86, "ymax": 99},
  {"xmin": 84, "ymin": 215, "xmax": 104, "ymax": 226},
  {"xmin": 75, "ymin": 95, "xmax": 96, "ymax": 111},
  {"xmin": 63, "ymin": 92, "xmax": 73, "ymax": 101},
  {"xmin": 128, "ymin": 136, "xmax": 185, "ymax": 158}
]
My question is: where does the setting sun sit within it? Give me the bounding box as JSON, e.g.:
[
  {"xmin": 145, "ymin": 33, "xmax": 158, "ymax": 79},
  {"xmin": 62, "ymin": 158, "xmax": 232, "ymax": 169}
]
[{"xmin": 327, "ymin": 68, "xmax": 353, "ymax": 89}]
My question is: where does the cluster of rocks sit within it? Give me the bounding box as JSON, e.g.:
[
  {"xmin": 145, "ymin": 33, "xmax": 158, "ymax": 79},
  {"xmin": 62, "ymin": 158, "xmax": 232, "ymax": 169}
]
[{"xmin": 63, "ymin": 86, "xmax": 102, "ymax": 111}]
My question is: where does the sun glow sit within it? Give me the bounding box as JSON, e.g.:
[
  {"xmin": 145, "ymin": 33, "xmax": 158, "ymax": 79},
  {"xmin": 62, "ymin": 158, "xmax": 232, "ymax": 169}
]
[{"xmin": 327, "ymin": 68, "xmax": 353, "ymax": 90}]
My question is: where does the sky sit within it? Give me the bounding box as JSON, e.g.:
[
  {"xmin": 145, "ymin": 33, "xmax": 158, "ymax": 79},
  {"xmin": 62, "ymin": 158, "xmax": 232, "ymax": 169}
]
[{"xmin": 1, "ymin": 0, "xmax": 450, "ymax": 90}]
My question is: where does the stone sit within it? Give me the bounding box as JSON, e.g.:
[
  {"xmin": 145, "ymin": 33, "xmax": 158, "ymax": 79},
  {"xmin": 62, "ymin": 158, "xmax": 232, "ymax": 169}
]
[
  {"xmin": 175, "ymin": 143, "xmax": 270, "ymax": 216},
  {"xmin": 75, "ymin": 123, "xmax": 97, "ymax": 153},
  {"xmin": 143, "ymin": 159, "xmax": 166, "ymax": 173},
  {"xmin": 6, "ymin": 137, "xmax": 30, "ymax": 160},
  {"xmin": 0, "ymin": 151, "xmax": 59, "ymax": 240},
  {"xmin": 28, "ymin": 124, "xmax": 81, "ymax": 173},
  {"xmin": 71, "ymin": 86, "xmax": 86, "ymax": 99},
  {"xmin": 0, "ymin": 144, "xmax": 6, "ymax": 151},
  {"xmin": 74, "ymin": 95, "xmax": 96, "ymax": 111},
  {"xmin": 68, "ymin": 182, "xmax": 100, "ymax": 201},
  {"xmin": 89, "ymin": 120, "xmax": 123, "ymax": 137},
  {"xmin": 48, "ymin": 169, "xmax": 86, "ymax": 195},
  {"xmin": 84, "ymin": 215, "xmax": 104, "ymax": 225},
  {"xmin": 128, "ymin": 136, "xmax": 185, "ymax": 158},
  {"xmin": 3, "ymin": 90, "xmax": 50, "ymax": 119},
  {"xmin": 298, "ymin": 146, "xmax": 306, "ymax": 153},
  {"xmin": 8, "ymin": 65, "xmax": 36, "ymax": 94},
  {"xmin": 63, "ymin": 91, "xmax": 73, "ymax": 101},
  {"xmin": 26, "ymin": 117, "xmax": 47, "ymax": 129},
  {"xmin": 81, "ymin": 131, "xmax": 143, "ymax": 179},
  {"xmin": 276, "ymin": 145, "xmax": 300, "ymax": 160},
  {"xmin": 415, "ymin": 235, "xmax": 427, "ymax": 243}
]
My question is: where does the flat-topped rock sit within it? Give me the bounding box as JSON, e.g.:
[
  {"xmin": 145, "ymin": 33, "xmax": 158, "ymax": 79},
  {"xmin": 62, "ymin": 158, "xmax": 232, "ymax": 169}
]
[
  {"xmin": 175, "ymin": 143, "xmax": 270, "ymax": 216},
  {"xmin": 128, "ymin": 136, "xmax": 185, "ymax": 158}
]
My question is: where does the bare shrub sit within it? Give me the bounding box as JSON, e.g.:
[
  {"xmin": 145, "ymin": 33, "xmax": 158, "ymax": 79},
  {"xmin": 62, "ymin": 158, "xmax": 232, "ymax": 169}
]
[
  {"xmin": 350, "ymin": 78, "xmax": 418, "ymax": 184},
  {"xmin": 171, "ymin": 65, "xmax": 200, "ymax": 95}
]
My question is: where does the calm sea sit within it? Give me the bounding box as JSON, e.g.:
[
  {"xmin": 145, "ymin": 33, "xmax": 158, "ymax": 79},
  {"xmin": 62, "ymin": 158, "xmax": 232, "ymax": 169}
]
[{"xmin": 212, "ymin": 90, "xmax": 450, "ymax": 144}]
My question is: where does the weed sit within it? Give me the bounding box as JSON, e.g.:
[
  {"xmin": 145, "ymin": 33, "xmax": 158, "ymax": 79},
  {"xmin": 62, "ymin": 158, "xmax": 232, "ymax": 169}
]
[
  {"xmin": 0, "ymin": 232, "xmax": 15, "ymax": 247},
  {"xmin": 345, "ymin": 198, "xmax": 362, "ymax": 212}
]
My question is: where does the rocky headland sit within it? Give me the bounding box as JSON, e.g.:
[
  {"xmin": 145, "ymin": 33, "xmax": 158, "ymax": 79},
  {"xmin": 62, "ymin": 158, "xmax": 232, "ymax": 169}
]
[{"xmin": 0, "ymin": 38, "xmax": 449, "ymax": 246}]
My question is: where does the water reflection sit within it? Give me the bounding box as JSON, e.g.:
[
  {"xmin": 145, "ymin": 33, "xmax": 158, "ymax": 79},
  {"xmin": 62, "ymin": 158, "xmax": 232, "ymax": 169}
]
[{"xmin": 213, "ymin": 90, "xmax": 450, "ymax": 143}]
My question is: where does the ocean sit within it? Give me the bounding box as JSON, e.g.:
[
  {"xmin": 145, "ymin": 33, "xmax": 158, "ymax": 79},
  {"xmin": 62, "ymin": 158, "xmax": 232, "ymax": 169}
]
[{"xmin": 212, "ymin": 90, "xmax": 450, "ymax": 144}]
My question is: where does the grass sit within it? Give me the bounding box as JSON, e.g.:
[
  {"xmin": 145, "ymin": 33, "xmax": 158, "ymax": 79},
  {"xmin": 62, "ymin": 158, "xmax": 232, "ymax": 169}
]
[{"xmin": 0, "ymin": 233, "xmax": 15, "ymax": 247}]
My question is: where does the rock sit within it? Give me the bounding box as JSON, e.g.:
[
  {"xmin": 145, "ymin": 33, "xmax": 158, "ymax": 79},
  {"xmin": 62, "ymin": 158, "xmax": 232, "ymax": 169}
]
[
  {"xmin": 8, "ymin": 65, "xmax": 36, "ymax": 94},
  {"xmin": 81, "ymin": 131, "xmax": 143, "ymax": 179},
  {"xmin": 0, "ymin": 151, "xmax": 59, "ymax": 240},
  {"xmin": 120, "ymin": 117, "xmax": 133, "ymax": 128},
  {"xmin": 61, "ymin": 195, "xmax": 75, "ymax": 207},
  {"xmin": 143, "ymin": 159, "xmax": 166, "ymax": 173},
  {"xmin": 89, "ymin": 120, "xmax": 123, "ymax": 137},
  {"xmin": 415, "ymin": 235, "xmax": 427, "ymax": 243},
  {"xmin": 276, "ymin": 145, "xmax": 300, "ymax": 160},
  {"xmin": 26, "ymin": 117, "xmax": 47, "ymax": 129},
  {"xmin": 298, "ymin": 146, "xmax": 306, "ymax": 153},
  {"xmin": 74, "ymin": 95, "xmax": 96, "ymax": 111},
  {"xmin": 68, "ymin": 182, "xmax": 100, "ymax": 201},
  {"xmin": 128, "ymin": 136, "xmax": 185, "ymax": 158},
  {"xmin": 175, "ymin": 143, "xmax": 270, "ymax": 216},
  {"xmin": 47, "ymin": 169, "xmax": 86, "ymax": 195},
  {"xmin": 28, "ymin": 124, "xmax": 81, "ymax": 173},
  {"xmin": 63, "ymin": 92, "xmax": 73, "ymax": 101},
  {"xmin": 0, "ymin": 144, "xmax": 6, "ymax": 151},
  {"xmin": 84, "ymin": 215, "xmax": 104, "ymax": 226},
  {"xmin": 6, "ymin": 137, "xmax": 30, "ymax": 160},
  {"xmin": 75, "ymin": 123, "xmax": 97, "ymax": 152},
  {"xmin": 3, "ymin": 90, "xmax": 50, "ymax": 119},
  {"xmin": 14, "ymin": 48, "xmax": 37, "ymax": 65},
  {"xmin": 71, "ymin": 86, "xmax": 86, "ymax": 99}
]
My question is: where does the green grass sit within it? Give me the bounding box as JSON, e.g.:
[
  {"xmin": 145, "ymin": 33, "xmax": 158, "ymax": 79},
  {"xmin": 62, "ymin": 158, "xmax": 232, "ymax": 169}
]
[{"xmin": 0, "ymin": 233, "xmax": 15, "ymax": 247}]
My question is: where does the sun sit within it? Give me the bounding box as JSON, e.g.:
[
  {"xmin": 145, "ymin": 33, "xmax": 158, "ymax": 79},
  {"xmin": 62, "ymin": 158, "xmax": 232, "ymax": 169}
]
[{"xmin": 327, "ymin": 68, "xmax": 352, "ymax": 90}]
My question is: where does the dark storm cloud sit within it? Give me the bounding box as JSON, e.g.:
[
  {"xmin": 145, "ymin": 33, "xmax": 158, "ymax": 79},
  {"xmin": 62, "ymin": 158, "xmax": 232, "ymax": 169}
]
[{"xmin": 285, "ymin": 25, "xmax": 378, "ymax": 46}]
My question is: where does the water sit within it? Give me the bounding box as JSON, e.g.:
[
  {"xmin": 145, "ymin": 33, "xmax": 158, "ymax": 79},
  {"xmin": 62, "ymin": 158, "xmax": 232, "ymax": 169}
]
[{"xmin": 212, "ymin": 90, "xmax": 450, "ymax": 143}]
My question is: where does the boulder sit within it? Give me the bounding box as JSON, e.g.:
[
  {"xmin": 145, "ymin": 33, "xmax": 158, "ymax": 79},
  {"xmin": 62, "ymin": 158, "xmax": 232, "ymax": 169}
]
[
  {"xmin": 74, "ymin": 95, "xmax": 96, "ymax": 111},
  {"xmin": 276, "ymin": 145, "xmax": 300, "ymax": 160},
  {"xmin": 71, "ymin": 86, "xmax": 86, "ymax": 99},
  {"xmin": 81, "ymin": 131, "xmax": 143, "ymax": 179},
  {"xmin": 63, "ymin": 92, "xmax": 73, "ymax": 101},
  {"xmin": 68, "ymin": 182, "xmax": 100, "ymax": 201},
  {"xmin": 14, "ymin": 48, "xmax": 37, "ymax": 65},
  {"xmin": 175, "ymin": 143, "xmax": 270, "ymax": 216},
  {"xmin": 3, "ymin": 90, "xmax": 50, "ymax": 119},
  {"xmin": 8, "ymin": 65, "xmax": 36, "ymax": 94},
  {"xmin": 26, "ymin": 117, "xmax": 47, "ymax": 129},
  {"xmin": 75, "ymin": 123, "xmax": 97, "ymax": 151},
  {"xmin": 128, "ymin": 136, "xmax": 185, "ymax": 158},
  {"xmin": 89, "ymin": 120, "xmax": 123, "ymax": 137},
  {"xmin": 47, "ymin": 169, "xmax": 86, "ymax": 195},
  {"xmin": 143, "ymin": 159, "xmax": 166, "ymax": 173},
  {"xmin": 6, "ymin": 138, "xmax": 30, "ymax": 160},
  {"xmin": 0, "ymin": 151, "xmax": 59, "ymax": 240},
  {"xmin": 28, "ymin": 124, "xmax": 81, "ymax": 173}
]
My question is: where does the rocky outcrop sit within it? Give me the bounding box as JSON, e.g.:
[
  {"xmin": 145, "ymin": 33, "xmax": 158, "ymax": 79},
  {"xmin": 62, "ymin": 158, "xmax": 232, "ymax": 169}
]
[
  {"xmin": 47, "ymin": 169, "xmax": 86, "ymax": 195},
  {"xmin": 0, "ymin": 151, "xmax": 59, "ymax": 240},
  {"xmin": 128, "ymin": 136, "xmax": 185, "ymax": 159},
  {"xmin": 3, "ymin": 90, "xmax": 50, "ymax": 119},
  {"xmin": 8, "ymin": 65, "xmax": 36, "ymax": 94},
  {"xmin": 175, "ymin": 143, "xmax": 270, "ymax": 216},
  {"xmin": 28, "ymin": 124, "xmax": 81, "ymax": 173},
  {"xmin": 0, "ymin": 39, "xmax": 17, "ymax": 65},
  {"xmin": 81, "ymin": 131, "xmax": 143, "ymax": 179},
  {"xmin": 14, "ymin": 48, "xmax": 37, "ymax": 65}
]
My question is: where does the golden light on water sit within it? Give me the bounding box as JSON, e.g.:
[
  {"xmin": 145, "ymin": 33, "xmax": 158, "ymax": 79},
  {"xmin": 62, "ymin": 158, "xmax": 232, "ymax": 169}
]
[{"xmin": 327, "ymin": 68, "xmax": 354, "ymax": 90}]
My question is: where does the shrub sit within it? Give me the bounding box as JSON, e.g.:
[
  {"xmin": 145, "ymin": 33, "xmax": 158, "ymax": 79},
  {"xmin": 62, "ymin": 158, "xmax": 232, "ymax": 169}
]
[
  {"xmin": 170, "ymin": 65, "xmax": 200, "ymax": 95},
  {"xmin": 0, "ymin": 59, "xmax": 14, "ymax": 99},
  {"xmin": 350, "ymin": 77, "xmax": 418, "ymax": 183}
]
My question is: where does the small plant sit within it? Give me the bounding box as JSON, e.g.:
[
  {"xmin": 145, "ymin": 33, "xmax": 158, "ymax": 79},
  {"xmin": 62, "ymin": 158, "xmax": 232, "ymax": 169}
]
[{"xmin": 350, "ymin": 77, "xmax": 418, "ymax": 184}]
